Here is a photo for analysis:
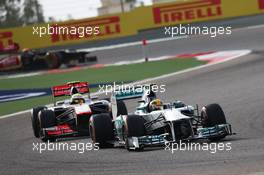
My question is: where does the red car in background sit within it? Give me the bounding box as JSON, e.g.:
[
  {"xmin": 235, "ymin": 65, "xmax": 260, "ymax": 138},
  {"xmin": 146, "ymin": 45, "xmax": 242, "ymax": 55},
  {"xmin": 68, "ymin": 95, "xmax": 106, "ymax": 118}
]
[{"xmin": 0, "ymin": 43, "xmax": 97, "ymax": 72}]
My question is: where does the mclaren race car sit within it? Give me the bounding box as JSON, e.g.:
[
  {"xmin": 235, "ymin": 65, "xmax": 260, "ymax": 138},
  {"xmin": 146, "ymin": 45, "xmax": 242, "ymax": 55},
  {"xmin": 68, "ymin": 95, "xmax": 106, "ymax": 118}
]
[
  {"xmin": 89, "ymin": 85, "xmax": 234, "ymax": 151},
  {"xmin": 30, "ymin": 81, "xmax": 125, "ymax": 142}
]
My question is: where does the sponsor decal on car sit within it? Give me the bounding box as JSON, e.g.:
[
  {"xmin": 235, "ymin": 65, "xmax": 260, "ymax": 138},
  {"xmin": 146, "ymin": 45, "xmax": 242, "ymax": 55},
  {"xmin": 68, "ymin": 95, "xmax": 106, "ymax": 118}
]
[{"xmin": 152, "ymin": 0, "xmax": 222, "ymax": 24}]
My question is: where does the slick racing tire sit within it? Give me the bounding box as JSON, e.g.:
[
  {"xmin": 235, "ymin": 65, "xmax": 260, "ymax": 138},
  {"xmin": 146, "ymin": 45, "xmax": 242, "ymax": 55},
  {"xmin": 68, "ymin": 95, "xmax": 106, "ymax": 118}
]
[
  {"xmin": 201, "ymin": 103, "xmax": 227, "ymax": 141},
  {"xmin": 39, "ymin": 110, "xmax": 57, "ymax": 142},
  {"xmin": 125, "ymin": 115, "xmax": 145, "ymax": 137},
  {"xmin": 45, "ymin": 52, "xmax": 61, "ymax": 69},
  {"xmin": 39, "ymin": 110, "xmax": 57, "ymax": 128},
  {"xmin": 117, "ymin": 100, "xmax": 128, "ymax": 116},
  {"xmin": 31, "ymin": 106, "xmax": 46, "ymax": 138},
  {"xmin": 124, "ymin": 115, "xmax": 146, "ymax": 151},
  {"xmin": 89, "ymin": 113, "xmax": 114, "ymax": 148}
]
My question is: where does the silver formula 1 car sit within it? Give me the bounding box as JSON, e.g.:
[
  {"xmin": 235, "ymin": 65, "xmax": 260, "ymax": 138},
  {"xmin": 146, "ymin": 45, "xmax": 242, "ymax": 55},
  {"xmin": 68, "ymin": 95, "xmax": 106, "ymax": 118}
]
[{"xmin": 89, "ymin": 85, "xmax": 234, "ymax": 151}]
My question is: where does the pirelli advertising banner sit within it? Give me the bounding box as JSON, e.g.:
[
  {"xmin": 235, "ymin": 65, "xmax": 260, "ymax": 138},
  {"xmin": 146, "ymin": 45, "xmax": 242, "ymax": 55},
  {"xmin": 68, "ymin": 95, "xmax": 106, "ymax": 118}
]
[
  {"xmin": 150, "ymin": 0, "xmax": 263, "ymax": 27},
  {"xmin": 0, "ymin": 0, "xmax": 264, "ymax": 50},
  {"xmin": 0, "ymin": 15, "xmax": 136, "ymax": 49}
]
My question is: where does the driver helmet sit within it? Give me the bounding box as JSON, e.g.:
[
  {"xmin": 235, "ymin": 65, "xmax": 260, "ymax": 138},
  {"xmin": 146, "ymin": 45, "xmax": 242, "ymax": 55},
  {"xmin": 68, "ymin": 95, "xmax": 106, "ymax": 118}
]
[
  {"xmin": 70, "ymin": 86, "xmax": 79, "ymax": 95},
  {"xmin": 149, "ymin": 99, "xmax": 163, "ymax": 111},
  {"xmin": 70, "ymin": 93, "xmax": 85, "ymax": 105},
  {"xmin": 22, "ymin": 48, "xmax": 30, "ymax": 52}
]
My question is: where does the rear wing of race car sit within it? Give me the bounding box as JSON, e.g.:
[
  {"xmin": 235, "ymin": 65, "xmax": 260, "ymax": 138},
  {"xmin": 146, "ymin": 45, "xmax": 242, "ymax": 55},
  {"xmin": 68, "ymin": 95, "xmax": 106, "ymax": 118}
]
[
  {"xmin": 51, "ymin": 81, "xmax": 90, "ymax": 105},
  {"xmin": 113, "ymin": 86, "xmax": 144, "ymax": 101},
  {"xmin": 111, "ymin": 84, "xmax": 157, "ymax": 100},
  {"xmin": 111, "ymin": 84, "xmax": 156, "ymax": 118}
]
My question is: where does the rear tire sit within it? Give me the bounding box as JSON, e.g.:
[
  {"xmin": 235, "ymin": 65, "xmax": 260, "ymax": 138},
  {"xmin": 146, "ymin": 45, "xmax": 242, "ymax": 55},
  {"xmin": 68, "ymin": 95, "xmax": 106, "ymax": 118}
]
[
  {"xmin": 201, "ymin": 103, "xmax": 227, "ymax": 141},
  {"xmin": 45, "ymin": 52, "xmax": 61, "ymax": 69},
  {"xmin": 89, "ymin": 113, "xmax": 114, "ymax": 148},
  {"xmin": 31, "ymin": 106, "xmax": 46, "ymax": 138}
]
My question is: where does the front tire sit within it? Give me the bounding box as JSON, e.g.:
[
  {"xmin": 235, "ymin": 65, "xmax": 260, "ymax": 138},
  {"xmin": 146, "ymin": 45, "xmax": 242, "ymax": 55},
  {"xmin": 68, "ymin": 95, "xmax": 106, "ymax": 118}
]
[
  {"xmin": 31, "ymin": 106, "xmax": 46, "ymax": 138},
  {"xmin": 89, "ymin": 113, "xmax": 114, "ymax": 148},
  {"xmin": 201, "ymin": 103, "xmax": 227, "ymax": 141},
  {"xmin": 124, "ymin": 115, "xmax": 146, "ymax": 151},
  {"xmin": 39, "ymin": 110, "xmax": 57, "ymax": 142}
]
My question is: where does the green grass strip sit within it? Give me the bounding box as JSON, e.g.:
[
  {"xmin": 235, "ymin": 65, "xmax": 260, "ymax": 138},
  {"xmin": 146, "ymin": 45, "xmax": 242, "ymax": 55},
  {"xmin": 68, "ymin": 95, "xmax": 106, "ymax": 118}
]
[{"xmin": 0, "ymin": 58, "xmax": 205, "ymax": 116}]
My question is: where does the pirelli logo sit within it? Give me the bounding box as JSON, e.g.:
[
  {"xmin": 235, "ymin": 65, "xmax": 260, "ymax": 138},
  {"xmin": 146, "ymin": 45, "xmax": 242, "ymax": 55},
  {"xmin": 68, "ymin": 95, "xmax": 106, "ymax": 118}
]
[
  {"xmin": 259, "ymin": 0, "xmax": 264, "ymax": 9},
  {"xmin": 0, "ymin": 31, "xmax": 14, "ymax": 50},
  {"xmin": 51, "ymin": 16, "xmax": 121, "ymax": 43},
  {"xmin": 153, "ymin": 0, "xmax": 222, "ymax": 24}
]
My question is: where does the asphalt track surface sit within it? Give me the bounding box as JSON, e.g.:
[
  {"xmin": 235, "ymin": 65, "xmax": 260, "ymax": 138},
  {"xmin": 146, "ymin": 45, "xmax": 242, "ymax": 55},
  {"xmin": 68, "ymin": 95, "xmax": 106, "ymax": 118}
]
[
  {"xmin": 94, "ymin": 15, "xmax": 264, "ymax": 64},
  {"xmin": 1, "ymin": 16, "xmax": 264, "ymax": 175}
]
